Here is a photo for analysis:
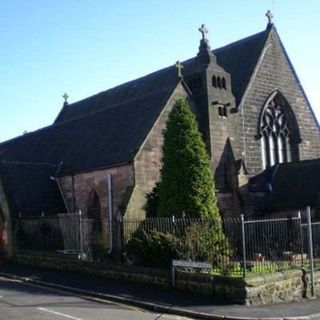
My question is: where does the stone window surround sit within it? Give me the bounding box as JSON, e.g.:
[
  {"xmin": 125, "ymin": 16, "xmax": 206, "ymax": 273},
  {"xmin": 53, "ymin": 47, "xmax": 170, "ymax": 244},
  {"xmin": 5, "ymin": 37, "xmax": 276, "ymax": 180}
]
[{"xmin": 257, "ymin": 90, "xmax": 300, "ymax": 169}]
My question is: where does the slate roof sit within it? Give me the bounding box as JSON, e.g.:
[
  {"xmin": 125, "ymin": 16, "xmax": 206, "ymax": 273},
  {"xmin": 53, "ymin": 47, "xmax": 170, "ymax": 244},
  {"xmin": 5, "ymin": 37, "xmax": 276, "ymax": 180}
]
[
  {"xmin": 250, "ymin": 159, "xmax": 320, "ymax": 212},
  {"xmin": 0, "ymin": 27, "xmax": 271, "ymax": 175},
  {"xmin": 214, "ymin": 28, "xmax": 270, "ymax": 106},
  {"xmin": 55, "ymin": 27, "xmax": 270, "ymax": 124},
  {"xmin": 0, "ymin": 161, "xmax": 66, "ymax": 217},
  {"xmin": 0, "ymin": 82, "xmax": 178, "ymax": 175},
  {"xmin": 55, "ymin": 65, "xmax": 179, "ymax": 124}
]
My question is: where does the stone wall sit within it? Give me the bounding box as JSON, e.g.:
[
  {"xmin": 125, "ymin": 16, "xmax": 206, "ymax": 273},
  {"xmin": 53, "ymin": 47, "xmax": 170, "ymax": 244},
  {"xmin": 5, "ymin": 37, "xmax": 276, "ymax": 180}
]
[
  {"xmin": 213, "ymin": 269, "xmax": 315, "ymax": 305},
  {"xmin": 244, "ymin": 269, "xmax": 305, "ymax": 305},
  {"xmin": 239, "ymin": 28, "xmax": 320, "ymax": 176},
  {"xmin": 125, "ymin": 84, "xmax": 190, "ymax": 219},
  {"xmin": 11, "ymin": 251, "xmax": 320, "ymax": 306},
  {"xmin": 59, "ymin": 164, "xmax": 134, "ymax": 253},
  {"xmin": 59, "ymin": 164, "xmax": 134, "ymax": 218}
]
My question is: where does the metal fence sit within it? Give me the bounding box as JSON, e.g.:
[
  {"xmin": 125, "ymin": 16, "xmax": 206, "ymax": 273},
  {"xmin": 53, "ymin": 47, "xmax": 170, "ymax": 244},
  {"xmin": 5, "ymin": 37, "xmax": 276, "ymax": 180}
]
[
  {"xmin": 14, "ymin": 212, "xmax": 93, "ymax": 256},
  {"xmin": 14, "ymin": 207, "xmax": 320, "ymax": 278},
  {"xmin": 122, "ymin": 209, "xmax": 320, "ymax": 277}
]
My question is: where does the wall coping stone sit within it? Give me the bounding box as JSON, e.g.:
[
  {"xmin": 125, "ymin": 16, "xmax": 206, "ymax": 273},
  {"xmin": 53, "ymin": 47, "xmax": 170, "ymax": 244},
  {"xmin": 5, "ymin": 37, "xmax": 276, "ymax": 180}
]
[{"xmin": 245, "ymin": 269, "xmax": 303, "ymax": 287}]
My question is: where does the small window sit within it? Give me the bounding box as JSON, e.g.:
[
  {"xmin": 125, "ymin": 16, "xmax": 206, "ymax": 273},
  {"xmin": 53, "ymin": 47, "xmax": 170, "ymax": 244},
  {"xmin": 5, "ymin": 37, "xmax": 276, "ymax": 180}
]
[
  {"xmin": 218, "ymin": 105, "xmax": 227, "ymax": 118},
  {"xmin": 222, "ymin": 77, "xmax": 226, "ymax": 89},
  {"xmin": 212, "ymin": 75, "xmax": 217, "ymax": 88},
  {"xmin": 217, "ymin": 76, "xmax": 222, "ymax": 89},
  {"xmin": 223, "ymin": 106, "xmax": 227, "ymax": 117}
]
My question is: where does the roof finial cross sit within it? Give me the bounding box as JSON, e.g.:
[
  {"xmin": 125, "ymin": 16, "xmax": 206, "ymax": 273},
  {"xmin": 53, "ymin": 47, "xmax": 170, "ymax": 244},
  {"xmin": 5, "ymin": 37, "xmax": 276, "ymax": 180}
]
[
  {"xmin": 62, "ymin": 93, "xmax": 69, "ymax": 104},
  {"xmin": 198, "ymin": 24, "xmax": 208, "ymax": 40},
  {"xmin": 265, "ymin": 10, "xmax": 274, "ymax": 25},
  {"xmin": 175, "ymin": 61, "xmax": 184, "ymax": 79}
]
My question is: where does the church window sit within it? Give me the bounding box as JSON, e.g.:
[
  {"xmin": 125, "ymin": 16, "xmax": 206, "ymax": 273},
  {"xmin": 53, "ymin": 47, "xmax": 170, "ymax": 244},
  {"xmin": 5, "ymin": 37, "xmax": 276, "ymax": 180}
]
[
  {"xmin": 87, "ymin": 190, "xmax": 102, "ymax": 233},
  {"xmin": 218, "ymin": 105, "xmax": 227, "ymax": 118},
  {"xmin": 259, "ymin": 94, "xmax": 297, "ymax": 169},
  {"xmin": 212, "ymin": 75, "xmax": 227, "ymax": 89},
  {"xmin": 223, "ymin": 106, "xmax": 227, "ymax": 117},
  {"xmin": 212, "ymin": 75, "xmax": 217, "ymax": 87},
  {"xmin": 222, "ymin": 77, "xmax": 226, "ymax": 89},
  {"xmin": 217, "ymin": 76, "xmax": 222, "ymax": 89}
]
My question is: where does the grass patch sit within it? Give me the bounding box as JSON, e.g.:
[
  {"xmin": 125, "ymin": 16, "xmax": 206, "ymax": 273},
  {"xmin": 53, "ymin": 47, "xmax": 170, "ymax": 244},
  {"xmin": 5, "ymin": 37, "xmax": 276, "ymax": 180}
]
[{"xmin": 211, "ymin": 259, "xmax": 315, "ymax": 277}]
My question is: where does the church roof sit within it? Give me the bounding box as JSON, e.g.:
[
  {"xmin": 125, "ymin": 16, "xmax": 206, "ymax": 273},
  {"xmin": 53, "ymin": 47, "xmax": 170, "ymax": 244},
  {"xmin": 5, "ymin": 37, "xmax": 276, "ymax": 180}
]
[
  {"xmin": 55, "ymin": 65, "xmax": 179, "ymax": 124},
  {"xmin": 0, "ymin": 26, "xmax": 271, "ymax": 175},
  {"xmin": 0, "ymin": 161, "xmax": 66, "ymax": 217},
  {"xmin": 250, "ymin": 159, "xmax": 320, "ymax": 212},
  {"xmin": 214, "ymin": 28, "xmax": 270, "ymax": 106},
  {"xmin": 55, "ymin": 27, "xmax": 270, "ymax": 124},
  {"xmin": 0, "ymin": 81, "xmax": 179, "ymax": 174}
]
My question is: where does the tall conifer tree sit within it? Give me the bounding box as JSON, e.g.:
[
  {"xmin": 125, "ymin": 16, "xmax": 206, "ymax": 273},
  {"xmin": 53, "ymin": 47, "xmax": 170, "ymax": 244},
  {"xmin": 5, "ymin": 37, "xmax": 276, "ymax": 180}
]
[{"xmin": 157, "ymin": 99, "xmax": 220, "ymax": 220}]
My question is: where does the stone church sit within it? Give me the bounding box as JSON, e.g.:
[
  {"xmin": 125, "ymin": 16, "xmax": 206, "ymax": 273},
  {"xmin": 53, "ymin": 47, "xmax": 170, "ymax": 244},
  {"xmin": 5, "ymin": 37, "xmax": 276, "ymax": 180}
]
[{"xmin": 0, "ymin": 15, "xmax": 319, "ymax": 257}]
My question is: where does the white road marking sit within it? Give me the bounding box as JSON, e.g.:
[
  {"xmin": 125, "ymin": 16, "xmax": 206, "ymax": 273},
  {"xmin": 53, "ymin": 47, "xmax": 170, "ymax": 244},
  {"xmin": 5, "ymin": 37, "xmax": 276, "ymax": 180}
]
[
  {"xmin": 162, "ymin": 315, "xmax": 192, "ymax": 320},
  {"xmin": 37, "ymin": 307, "xmax": 83, "ymax": 320}
]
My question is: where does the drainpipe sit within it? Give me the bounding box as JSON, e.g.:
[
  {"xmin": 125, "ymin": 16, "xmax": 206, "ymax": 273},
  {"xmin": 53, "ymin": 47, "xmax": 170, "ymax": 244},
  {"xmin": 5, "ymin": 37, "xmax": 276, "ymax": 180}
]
[
  {"xmin": 107, "ymin": 173, "xmax": 113, "ymax": 254},
  {"xmin": 50, "ymin": 162, "xmax": 70, "ymax": 213}
]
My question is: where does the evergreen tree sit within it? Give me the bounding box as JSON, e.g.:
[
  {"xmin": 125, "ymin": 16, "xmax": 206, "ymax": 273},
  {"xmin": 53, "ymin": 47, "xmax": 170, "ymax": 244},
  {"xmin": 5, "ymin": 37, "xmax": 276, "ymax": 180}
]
[{"xmin": 155, "ymin": 99, "xmax": 220, "ymax": 220}]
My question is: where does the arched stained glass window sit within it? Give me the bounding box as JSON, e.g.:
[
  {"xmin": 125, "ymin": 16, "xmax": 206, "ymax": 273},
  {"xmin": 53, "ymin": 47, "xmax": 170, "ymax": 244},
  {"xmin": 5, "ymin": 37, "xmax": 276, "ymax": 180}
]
[{"xmin": 259, "ymin": 93, "xmax": 298, "ymax": 169}]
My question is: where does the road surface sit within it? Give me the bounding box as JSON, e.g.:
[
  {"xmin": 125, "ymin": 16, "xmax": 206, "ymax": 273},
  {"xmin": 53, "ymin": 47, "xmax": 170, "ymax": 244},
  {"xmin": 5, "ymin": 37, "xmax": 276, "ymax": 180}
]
[{"xmin": 0, "ymin": 276, "xmax": 192, "ymax": 320}]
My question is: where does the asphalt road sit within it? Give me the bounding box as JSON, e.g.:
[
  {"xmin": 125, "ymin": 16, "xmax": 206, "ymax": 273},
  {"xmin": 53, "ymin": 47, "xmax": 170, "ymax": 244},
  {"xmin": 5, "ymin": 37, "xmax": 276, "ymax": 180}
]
[{"xmin": 0, "ymin": 277, "xmax": 193, "ymax": 320}]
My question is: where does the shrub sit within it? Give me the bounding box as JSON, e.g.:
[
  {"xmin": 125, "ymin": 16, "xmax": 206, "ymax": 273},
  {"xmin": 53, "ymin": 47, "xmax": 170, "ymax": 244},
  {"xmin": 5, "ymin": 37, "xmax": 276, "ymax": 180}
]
[
  {"xmin": 126, "ymin": 228, "xmax": 179, "ymax": 268},
  {"xmin": 179, "ymin": 222, "xmax": 233, "ymax": 275}
]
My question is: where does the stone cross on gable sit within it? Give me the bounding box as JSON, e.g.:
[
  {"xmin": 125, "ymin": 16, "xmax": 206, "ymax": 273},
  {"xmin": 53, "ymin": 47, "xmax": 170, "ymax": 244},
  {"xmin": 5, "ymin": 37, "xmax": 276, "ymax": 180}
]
[
  {"xmin": 266, "ymin": 10, "xmax": 274, "ymax": 24},
  {"xmin": 62, "ymin": 93, "xmax": 69, "ymax": 104},
  {"xmin": 175, "ymin": 61, "xmax": 184, "ymax": 79},
  {"xmin": 198, "ymin": 24, "xmax": 208, "ymax": 39}
]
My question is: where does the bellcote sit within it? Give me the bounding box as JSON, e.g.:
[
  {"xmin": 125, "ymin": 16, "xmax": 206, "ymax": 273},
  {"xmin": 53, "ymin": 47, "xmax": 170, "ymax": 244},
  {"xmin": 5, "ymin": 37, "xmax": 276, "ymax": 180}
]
[
  {"xmin": 187, "ymin": 23, "xmax": 234, "ymax": 106},
  {"xmin": 196, "ymin": 24, "xmax": 217, "ymax": 66}
]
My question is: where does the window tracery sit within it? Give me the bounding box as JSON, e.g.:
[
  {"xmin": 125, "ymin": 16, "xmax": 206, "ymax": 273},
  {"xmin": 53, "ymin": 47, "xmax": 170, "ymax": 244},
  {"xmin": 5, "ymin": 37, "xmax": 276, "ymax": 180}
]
[{"xmin": 260, "ymin": 97, "xmax": 294, "ymax": 169}]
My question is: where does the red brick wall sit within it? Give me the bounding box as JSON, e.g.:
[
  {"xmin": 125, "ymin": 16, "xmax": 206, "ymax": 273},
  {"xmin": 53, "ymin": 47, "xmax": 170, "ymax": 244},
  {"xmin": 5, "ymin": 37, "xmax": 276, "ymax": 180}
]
[{"xmin": 59, "ymin": 164, "xmax": 134, "ymax": 231}]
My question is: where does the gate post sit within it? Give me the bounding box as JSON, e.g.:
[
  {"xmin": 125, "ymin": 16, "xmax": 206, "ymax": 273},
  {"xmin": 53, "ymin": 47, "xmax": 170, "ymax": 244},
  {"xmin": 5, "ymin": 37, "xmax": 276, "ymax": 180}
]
[
  {"xmin": 306, "ymin": 206, "xmax": 315, "ymax": 297},
  {"xmin": 241, "ymin": 214, "xmax": 247, "ymax": 278},
  {"xmin": 79, "ymin": 210, "xmax": 84, "ymax": 256}
]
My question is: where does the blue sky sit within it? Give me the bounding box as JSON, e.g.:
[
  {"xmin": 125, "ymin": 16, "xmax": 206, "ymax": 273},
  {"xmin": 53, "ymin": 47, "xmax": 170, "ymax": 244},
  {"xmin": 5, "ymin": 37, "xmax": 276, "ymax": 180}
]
[{"xmin": 1, "ymin": 1, "xmax": 319, "ymax": 142}]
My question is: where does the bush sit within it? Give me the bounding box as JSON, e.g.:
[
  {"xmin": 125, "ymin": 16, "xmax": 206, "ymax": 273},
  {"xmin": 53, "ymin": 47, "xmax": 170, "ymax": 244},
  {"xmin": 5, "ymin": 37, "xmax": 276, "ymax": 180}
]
[
  {"xmin": 126, "ymin": 220, "xmax": 234, "ymax": 274},
  {"xmin": 179, "ymin": 222, "xmax": 233, "ymax": 275},
  {"xmin": 126, "ymin": 228, "xmax": 179, "ymax": 268}
]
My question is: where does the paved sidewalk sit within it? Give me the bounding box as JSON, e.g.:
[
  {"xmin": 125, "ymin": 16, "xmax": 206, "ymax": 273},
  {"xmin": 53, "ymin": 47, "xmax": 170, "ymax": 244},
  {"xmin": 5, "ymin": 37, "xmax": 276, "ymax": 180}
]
[{"xmin": 0, "ymin": 262, "xmax": 319, "ymax": 320}]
